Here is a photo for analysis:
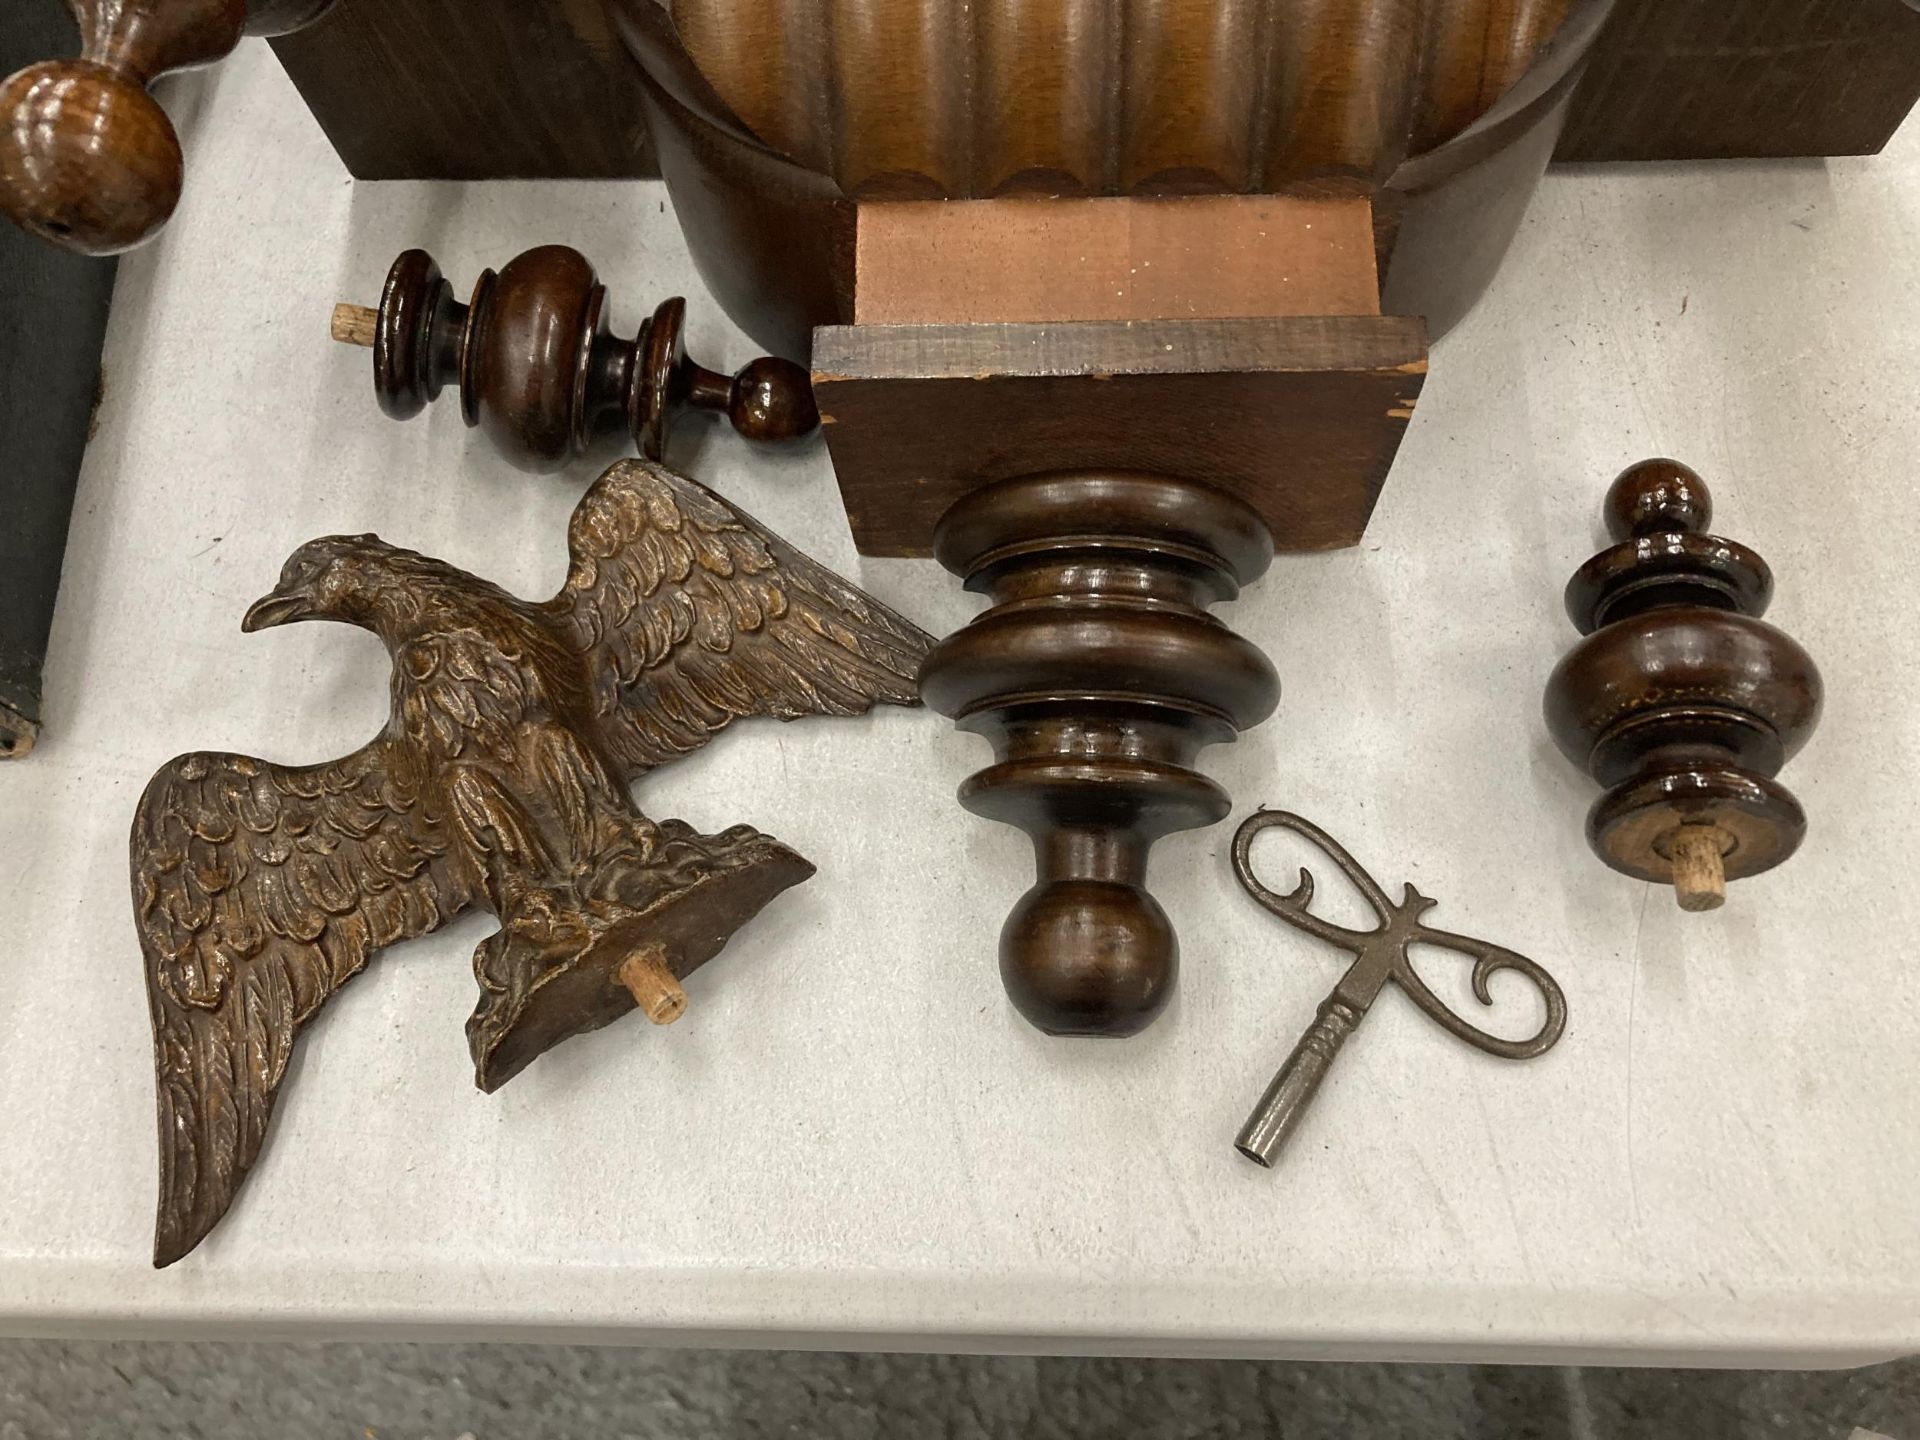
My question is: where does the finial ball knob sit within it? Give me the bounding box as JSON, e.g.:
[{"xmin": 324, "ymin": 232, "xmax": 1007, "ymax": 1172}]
[
  {"xmin": 1604, "ymin": 457, "xmax": 1713, "ymax": 541},
  {"xmin": 1000, "ymin": 881, "xmax": 1175, "ymax": 1037},
  {"xmin": 0, "ymin": 63, "xmax": 182, "ymax": 254},
  {"xmin": 728, "ymin": 357, "xmax": 820, "ymax": 443},
  {"xmin": 0, "ymin": 0, "xmax": 334, "ymax": 254}
]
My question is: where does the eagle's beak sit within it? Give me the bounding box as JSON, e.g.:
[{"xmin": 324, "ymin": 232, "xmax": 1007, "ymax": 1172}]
[{"xmin": 241, "ymin": 587, "xmax": 313, "ymax": 633}]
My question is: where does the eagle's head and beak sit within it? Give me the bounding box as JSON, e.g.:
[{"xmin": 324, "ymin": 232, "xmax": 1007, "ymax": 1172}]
[{"xmin": 242, "ymin": 534, "xmax": 388, "ymax": 633}]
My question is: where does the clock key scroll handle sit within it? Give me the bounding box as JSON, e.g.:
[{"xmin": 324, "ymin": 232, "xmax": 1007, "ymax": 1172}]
[
  {"xmin": 1229, "ymin": 810, "xmax": 1568, "ymax": 1167},
  {"xmin": 0, "ymin": 0, "xmax": 334, "ymax": 255}
]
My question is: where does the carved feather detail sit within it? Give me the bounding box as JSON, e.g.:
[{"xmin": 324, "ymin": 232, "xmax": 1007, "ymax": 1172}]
[
  {"xmin": 132, "ymin": 744, "xmax": 472, "ymax": 1268},
  {"xmin": 546, "ymin": 459, "xmax": 928, "ymax": 775},
  {"xmin": 130, "ymin": 457, "xmax": 931, "ymax": 1265}
]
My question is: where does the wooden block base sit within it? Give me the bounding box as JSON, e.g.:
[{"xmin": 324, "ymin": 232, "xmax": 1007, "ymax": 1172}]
[{"xmin": 812, "ymin": 315, "xmax": 1428, "ymax": 557}]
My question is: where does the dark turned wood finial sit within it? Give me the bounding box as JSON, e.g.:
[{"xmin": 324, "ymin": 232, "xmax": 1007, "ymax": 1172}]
[
  {"xmin": 1545, "ymin": 459, "xmax": 1823, "ymax": 911},
  {"xmin": 918, "ymin": 471, "xmax": 1281, "ymax": 1036},
  {"xmin": 0, "ymin": 0, "xmax": 334, "ymax": 254},
  {"xmin": 330, "ymin": 245, "xmax": 819, "ymax": 473}
]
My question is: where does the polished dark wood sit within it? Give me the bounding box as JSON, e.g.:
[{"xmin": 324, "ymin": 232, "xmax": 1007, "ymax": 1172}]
[
  {"xmin": 1558, "ymin": 0, "xmax": 1920, "ymax": 162},
  {"xmin": 265, "ymin": 0, "xmax": 1920, "ymax": 186},
  {"xmin": 655, "ymin": 0, "xmax": 1580, "ymax": 192},
  {"xmin": 269, "ymin": 0, "xmax": 658, "ymax": 179},
  {"xmin": 919, "ymin": 471, "xmax": 1280, "ymax": 1036},
  {"xmin": 1544, "ymin": 460, "xmax": 1824, "ymax": 911},
  {"xmin": 131, "ymin": 457, "xmax": 930, "ymax": 1265},
  {"xmin": 609, "ymin": 0, "xmax": 1617, "ymax": 360},
  {"xmin": 811, "ymin": 315, "xmax": 1427, "ymax": 557},
  {"xmin": 336, "ymin": 245, "xmax": 817, "ymax": 473},
  {"xmin": 0, "ymin": 0, "xmax": 331, "ymax": 254}
]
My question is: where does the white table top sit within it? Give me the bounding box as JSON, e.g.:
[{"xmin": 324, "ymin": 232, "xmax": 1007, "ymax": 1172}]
[{"xmin": 3, "ymin": 48, "xmax": 1918, "ymax": 1366}]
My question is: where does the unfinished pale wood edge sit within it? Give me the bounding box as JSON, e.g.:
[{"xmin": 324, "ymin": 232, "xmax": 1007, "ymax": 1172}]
[
  {"xmin": 618, "ymin": 944, "xmax": 688, "ymax": 1024},
  {"xmin": 810, "ymin": 315, "xmax": 1431, "ymax": 383},
  {"xmin": 1669, "ymin": 824, "xmax": 1730, "ymax": 912},
  {"xmin": 330, "ymin": 303, "xmax": 379, "ymax": 347}
]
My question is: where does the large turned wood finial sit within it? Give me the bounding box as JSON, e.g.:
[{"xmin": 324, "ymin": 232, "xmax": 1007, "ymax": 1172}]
[
  {"xmin": 1545, "ymin": 459, "xmax": 1823, "ymax": 911},
  {"xmin": 330, "ymin": 246, "xmax": 819, "ymax": 472},
  {"xmin": 918, "ymin": 472, "xmax": 1281, "ymax": 1036},
  {"xmin": 0, "ymin": 0, "xmax": 333, "ymax": 254}
]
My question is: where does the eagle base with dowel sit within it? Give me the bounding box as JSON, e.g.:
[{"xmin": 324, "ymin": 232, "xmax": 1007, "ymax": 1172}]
[{"xmin": 467, "ymin": 822, "xmax": 815, "ymax": 1093}]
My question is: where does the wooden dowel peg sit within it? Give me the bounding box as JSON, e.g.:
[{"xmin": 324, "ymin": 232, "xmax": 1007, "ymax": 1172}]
[
  {"xmin": 331, "ymin": 245, "xmax": 819, "ymax": 472},
  {"xmin": 330, "ymin": 303, "xmax": 379, "ymax": 347},
  {"xmin": 617, "ymin": 946, "xmax": 688, "ymax": 1026},
  {"xmin": 1668, "ymin": 825, "xmax": 1730, "ymax": 913}
]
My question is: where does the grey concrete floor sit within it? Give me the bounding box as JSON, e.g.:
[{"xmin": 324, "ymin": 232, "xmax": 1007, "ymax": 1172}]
[{"xmin": 0, "ymin": 1343, "xmax": 1913, "ymax": 1438}]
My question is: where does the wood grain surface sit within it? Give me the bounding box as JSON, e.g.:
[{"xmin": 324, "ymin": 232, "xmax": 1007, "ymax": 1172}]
[
  {"xmin": 668, "ymin": 0, "xmax": 1576, "ymax": 196},
  {"xmin": 271, "ymin": 0, "xmax": 658, "ymax": 178},
  {"xmin": 1558, "ymin": 0, "xmax": 1920, "ymax": 160},
  {"xmin": 853, "ymin": 196, "xmax": 1380, "ymax": 326},
  {"xmin": 812, "ymin": 315, "xmax": 1428, "ymax": 556}
]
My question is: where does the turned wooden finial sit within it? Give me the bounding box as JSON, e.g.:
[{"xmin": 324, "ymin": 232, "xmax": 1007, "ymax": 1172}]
[
  {"xmin": 919, "ymin": 471, "xmax": 1281, "ymax": 1036},
  {"xmin": 330, "ymin": 246, "xmax": 820, "ymax": 472},
  {"xmin": 1545, "ymin": 459, "xmax": 1823, "ymax": 911},
  {"xmin": 0, "ymin": 0, "xmax": 333, "ymax": 254}
]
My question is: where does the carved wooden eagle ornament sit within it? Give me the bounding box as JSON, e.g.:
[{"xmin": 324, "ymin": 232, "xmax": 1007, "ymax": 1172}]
[{"xmin": 131, "ymin": 459, "xmax": 931, "ymax": 1266}]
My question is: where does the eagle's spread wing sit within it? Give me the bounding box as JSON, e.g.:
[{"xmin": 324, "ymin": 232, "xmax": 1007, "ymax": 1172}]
[
  {"xmin": 543, "ymin": 459, "xmax": 931, "ymax": 776},
  {"xmin": 131, "ymin": 740, "xmax": 473, "ymax": 1266}
]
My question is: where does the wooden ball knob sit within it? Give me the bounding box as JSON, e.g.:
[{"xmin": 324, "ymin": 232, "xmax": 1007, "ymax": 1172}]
[
  {"xmin": 728, "ymin": 356, "xmax": 819, "ymax": 443},
  {"xmin": 1603, "ymin": 456, "xmax": 1713, "ymax": 540},
  {"xmin": 0, "ymin": 59, "xmax": 184, "ymax": 253},
  {"xmin": 0, "ymin": 0, "xmax": 333, "ymax": 254},
  {"xmin": 999, "ymin": 878, "xmax": 1177, "ymax": 1037},
  {"xmin": 1545, "ymin": 460, "xmax": 1823, "ymax": 910},
  {"xmin": 332, "ymin": 245, "xmax": 819, "ymax": 472}
]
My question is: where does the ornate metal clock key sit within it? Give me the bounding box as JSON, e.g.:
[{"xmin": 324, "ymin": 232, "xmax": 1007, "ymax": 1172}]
[{"xmin": 1229, "ymin": 811, "xmax": 1569, "ymax": 1167}]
